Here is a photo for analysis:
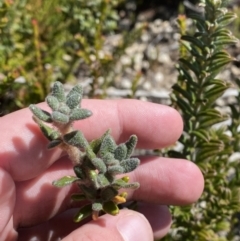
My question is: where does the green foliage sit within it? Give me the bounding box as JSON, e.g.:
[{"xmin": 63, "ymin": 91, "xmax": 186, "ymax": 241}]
[
  {"xmin": 161, "ymin": 0, "xmax": 240, "ymax": 240},
  {"xmin": 0, "ymin": 0, "xmax": 143, "ymax": 115},
  {"xmin": 29, "ymin": 81, "xmax": 140, "ymax": 221}
]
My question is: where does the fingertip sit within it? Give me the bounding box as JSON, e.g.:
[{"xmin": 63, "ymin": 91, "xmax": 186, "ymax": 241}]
[
  {"xmin": 184, "ymin": 161, "xmax": 204, "ymax": 203},
  {"xmin": 62, "ymin": 209, "xmax": 153, "ymax": 241},
  {"xmin": 138, "ymin": 203, "xmax": 172, "ymax": 239},
  {"xmin": 131, "ymin": 157, "xmax": 204, "ymax": 205}
]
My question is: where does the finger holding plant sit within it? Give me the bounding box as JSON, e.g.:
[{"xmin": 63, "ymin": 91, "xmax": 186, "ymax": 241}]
[{"xmin": 29, "ymin": 81, "xmax": 140, "ymax": 222}]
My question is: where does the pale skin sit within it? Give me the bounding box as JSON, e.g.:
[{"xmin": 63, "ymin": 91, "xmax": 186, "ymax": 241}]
[{"xmin": 0, "ymin": 99, "xmax": 204, "ymax": 241}]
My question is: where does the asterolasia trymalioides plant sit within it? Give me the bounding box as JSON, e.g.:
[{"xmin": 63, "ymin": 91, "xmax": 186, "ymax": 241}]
[{"xmin": 29, "ymin": 81, "xmax": 140, "ymax": 222}]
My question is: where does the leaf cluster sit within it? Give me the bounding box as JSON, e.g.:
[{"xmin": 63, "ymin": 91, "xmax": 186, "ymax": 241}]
[{"xmin": 29, "ymin": 81, "xmax": 140, "ymax": 222}]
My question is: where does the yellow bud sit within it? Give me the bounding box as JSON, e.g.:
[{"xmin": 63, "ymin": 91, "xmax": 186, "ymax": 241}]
[{"xmin": 112, "ymin": 195, "xmax": 126, "ymax": 204}]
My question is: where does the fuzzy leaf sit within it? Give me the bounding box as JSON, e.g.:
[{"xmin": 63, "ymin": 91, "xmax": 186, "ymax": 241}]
[
  {"xmin": 52, "ymin": 111, "xmax": 69, "ymax": 124},
  {"xmin": 123, "ymin": 182, "xmax": 140, "ymax": 189},
  {"xmin": 102, "ymin": 201, "xmax": 119, "ymax": 216},
  {"xmin": 97, "ymin": 173, "xmax": 111, "ymax": 187},
  {"xmin": 120, "ymin": 158, "xmax": 140, "ymax": 173},
  {"xmin": 29, "ymin": 105, "xmax": 52, "ymax": 122},
  {"xmin": 112, "ymin": 179, "xmax": 127, "ymax": 189},
  {"xmin": 125, "ymin": 135, "xmax": 138, "ymax": 158},
  {"xmin": 101, "ymin": 186, "xmax": 118, "ymax": 202},
  {"xmin": 73, "ymin": 204, "xmax": 92, "ymax": 222},
  {"xmin": 108, "ymin": 165, "xmax": 124, "ymax": 175},
  {"xmin": 99, "ymin": 135, "xmax": 116, "ymax": 157},
  {"xmin": 35, "ymin": 120, "xmax": 60, "ymax": 140},
  {"xmin": 113, "ymin": 179, "xmax": 140, "ymax": 190},
  {"xmin": 58, "ymin": 104, "xmax": 70, "ymax": 115},
  {"xmin": 52, "ymin": 175, "xmax": 79, "ymax": 187},
  {"xmin": 69, "ymin": 108, "xmax": 92, "ymax": 121},
  {"xmin": 47, "ymin": 139, "xmax": 62, "ymax": 149},
  {"xmin": 67, "ymin": 84, "xmax": 83, "ymax": 98},
  {"xmin": 63, "ymin": 130, "xmax": 89, "ymax": 148},
  {"xmin": 114, "ymin": 144, "xmax": 127, "ymax": 161},
  {"xmin": 90, "ymin": 130, "xmax": 111, "ymax": 154},
  {"xmin": 66, "ymin": 94, "xmax": 81, "ymax": 109},
  {"xmin": 52, "ymin": 81, "xmax": 66, "ymax": 102},
  {"xmin": 91, "ymin": 158, "xmax": 107, "ymax": 173},
  {"xmin": 74, "ymin": 165, "xmax": 86, "ymax": 179},
  {"xmin": 46, "ymin": 95, "xmax": 59, "ymax": 110},
  {"xmin": 102, "ymin": 153, "xmax": 119, "ymax": 166}
]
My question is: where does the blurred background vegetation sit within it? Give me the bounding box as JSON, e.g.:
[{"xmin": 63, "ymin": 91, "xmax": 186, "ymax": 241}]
[
  {"xmin": 1, "ymin": 0, "xmax": 240, "ymax": 240},
  {"xmin": 0, "ymin": 0, "xmax": 203, "ymax": 115}
]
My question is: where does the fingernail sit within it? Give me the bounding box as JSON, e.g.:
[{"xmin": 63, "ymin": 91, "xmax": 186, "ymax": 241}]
[{"xmin": 117, "ymin": 212, "xmax": 152, "ymax": 241}]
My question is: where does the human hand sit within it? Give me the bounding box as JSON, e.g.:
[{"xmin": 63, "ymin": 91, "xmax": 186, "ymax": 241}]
[{"xmin": 0, "ymin": 99, "xmax": 204, "ymax": 241}]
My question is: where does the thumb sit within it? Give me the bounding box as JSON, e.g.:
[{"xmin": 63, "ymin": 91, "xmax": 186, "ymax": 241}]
[{"xmin": 62, "ymin": 209, "xmax": 153, "ymax": 241}]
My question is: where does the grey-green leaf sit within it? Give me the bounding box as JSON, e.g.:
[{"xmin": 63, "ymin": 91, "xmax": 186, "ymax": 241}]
[
  {"xmin": 29, "ymin": 105, "xmax": 52, "ymax": 123},
  {"xmin": 35, "ymin": 119, "xmax": 60, "ymax": 140},
  {"xmin": 91, "ymin": 158, "xmax": 107, "ymax": 173},
  {"xmin": 120, "ymin": 158, "xmax": 140, "ymax": 173},
  {"xmin": 63, "ymin": 130, "xmax": 89, "ymax": 148},
  {"xmin": 58, "ymin": 104, "xmax": 70, "ymax": 115},
  {"xmin": 69, "ymin": 108, "xmax": 92, "ymax": 121},
  {"xmin": 108, "ymin": 165, "xmax": 124, "ymax": 175},
  {"xmin": 97, "ymin": 173, "xmax": 111, "ymax": 187},
  {"xmin": 52, "ymin": 176, "xmax": 79, "ymax": 187},
  {"xmin": 46, "ymin": 95, "xmax": 59, "ymax": 111},
  {"xmin": 66, "ymin": 94, "xmax": 81, "ymax": 109},
  {"xmin": 114, "ymin": 144, "xmax": 127, "ymax": 161},
  {"xmin": 67, "ymin": 84, "xmax": 83, "ymax": 98},
  {"xmin": 125, "ymin": 135, "xmax": 138, "ymax": 158},
  {"xmin": 52, "ymin": 81, "xmax": 66, "ymax": 102},
  {"xmin": 99, "ymin": 135, "xmax": 116, "ymax": 157},
  {"xmin": 52, "ymin": 111, "xmax": 69, "ymax": 124}
]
